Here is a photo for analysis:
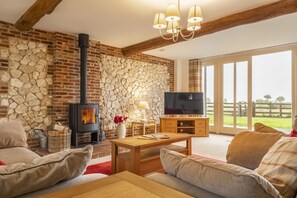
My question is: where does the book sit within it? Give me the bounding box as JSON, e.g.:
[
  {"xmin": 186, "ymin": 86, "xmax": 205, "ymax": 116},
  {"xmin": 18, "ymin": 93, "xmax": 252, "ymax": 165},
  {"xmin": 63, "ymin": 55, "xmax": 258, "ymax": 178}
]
[{"xmin": 137, "ymin": 134, "xmax": 170, "ymax": 140}]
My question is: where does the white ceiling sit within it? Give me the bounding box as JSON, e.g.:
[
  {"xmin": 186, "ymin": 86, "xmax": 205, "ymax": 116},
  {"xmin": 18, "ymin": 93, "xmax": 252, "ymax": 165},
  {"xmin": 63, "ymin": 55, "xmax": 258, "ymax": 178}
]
[
  {"xmin": 0, "ymin": 0, "xmax": 296, "ymax": 60},
  {"xmin": 145, "ymin": 12, "xmax": 297, "ymax": 60}
]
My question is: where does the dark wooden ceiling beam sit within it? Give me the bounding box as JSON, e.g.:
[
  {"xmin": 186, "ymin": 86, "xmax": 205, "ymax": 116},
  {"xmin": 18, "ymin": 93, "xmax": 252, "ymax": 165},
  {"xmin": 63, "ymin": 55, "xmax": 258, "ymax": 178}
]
[
  {"xmin": 15, "ymin": 0, "xmax": 63, "ymax": 31},
  {"xmin": 122, "ymin": 0, "xmax": 297, "ymax": 56}
]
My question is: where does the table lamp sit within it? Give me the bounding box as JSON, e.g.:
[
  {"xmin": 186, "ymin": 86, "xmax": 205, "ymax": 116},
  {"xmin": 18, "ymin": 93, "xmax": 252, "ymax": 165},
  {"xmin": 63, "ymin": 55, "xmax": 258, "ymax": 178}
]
[{"xmin": 138, "ymin": 101, "xmax": 150, "ymax": 121}]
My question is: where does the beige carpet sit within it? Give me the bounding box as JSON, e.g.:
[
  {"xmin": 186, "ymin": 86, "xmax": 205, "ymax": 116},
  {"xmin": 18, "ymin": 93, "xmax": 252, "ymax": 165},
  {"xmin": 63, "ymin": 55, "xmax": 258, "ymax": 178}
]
[
  {"xmin": 90, "ymin": 133, "xmax": 232, "ymax": 165},
  {"xmin": 174, "ymin": 133, "xmax": 233, "ymax": 161}
]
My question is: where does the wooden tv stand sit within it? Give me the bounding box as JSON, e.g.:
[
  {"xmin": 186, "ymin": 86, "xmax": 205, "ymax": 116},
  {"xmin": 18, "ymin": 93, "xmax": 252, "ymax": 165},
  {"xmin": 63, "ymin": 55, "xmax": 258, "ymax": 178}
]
[{"xmin": 160, "ymin": 117, "xmax": 209, "ymax": 137}]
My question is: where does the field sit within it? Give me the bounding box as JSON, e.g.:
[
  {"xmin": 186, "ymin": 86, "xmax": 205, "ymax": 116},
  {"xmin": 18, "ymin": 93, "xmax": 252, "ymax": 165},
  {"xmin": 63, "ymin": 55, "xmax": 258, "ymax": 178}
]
[{"xmin": 207, "ymin": 115, "xmax": 292, "ymax": 130}]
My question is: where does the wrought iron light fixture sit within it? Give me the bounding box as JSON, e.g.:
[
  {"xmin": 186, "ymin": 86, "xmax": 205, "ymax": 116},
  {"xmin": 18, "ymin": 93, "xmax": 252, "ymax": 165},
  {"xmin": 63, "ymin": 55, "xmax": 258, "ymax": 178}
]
[{"xmin": 153, "ymin": 0, "xmax": 203, "ymax": 42}]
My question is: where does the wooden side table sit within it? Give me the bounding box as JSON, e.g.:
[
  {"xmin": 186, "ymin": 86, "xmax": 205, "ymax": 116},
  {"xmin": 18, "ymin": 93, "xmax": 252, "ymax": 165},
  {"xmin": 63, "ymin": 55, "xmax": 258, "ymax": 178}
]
[{"xmin": 131, "ymin": 120, "xmax": 157, "ymax": 136}]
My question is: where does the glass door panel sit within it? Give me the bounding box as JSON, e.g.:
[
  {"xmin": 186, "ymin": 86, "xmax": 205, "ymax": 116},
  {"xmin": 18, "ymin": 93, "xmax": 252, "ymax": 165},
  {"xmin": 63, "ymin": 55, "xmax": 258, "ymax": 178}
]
[
  {"xmin": 236, "ymin": 61, "xmax": 248, "ymax": 128},
  {"xmin": 252, "ymin": 51, "xmax": 292, "ymax": 129},
  {"xmin": 223, "ymin": 63, "xmax": 234, "ymax": 127},
  {"xmin": 203, "ymin": 66, "xmax": 215, "ymax": 125},
  {"xmin": 221, "ymin": 60, "xmax": 249, "ymax": 132}
]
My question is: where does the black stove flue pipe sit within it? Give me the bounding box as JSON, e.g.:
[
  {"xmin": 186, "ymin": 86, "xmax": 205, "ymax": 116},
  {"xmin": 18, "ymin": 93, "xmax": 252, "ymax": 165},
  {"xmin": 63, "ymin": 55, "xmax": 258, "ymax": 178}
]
[{"xmin": 78, "ymin": 33, "xmax": 89, "ymax": 105}]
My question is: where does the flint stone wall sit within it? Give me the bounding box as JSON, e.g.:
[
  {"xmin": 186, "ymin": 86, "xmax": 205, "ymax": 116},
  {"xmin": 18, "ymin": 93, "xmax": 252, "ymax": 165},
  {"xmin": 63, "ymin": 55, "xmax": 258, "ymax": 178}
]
[
  {"xmin": 100, "ymin": 55, "xmax": 169, "ymax": 129},
  {"xmin": 0, "ymin": 38, "xmax": 52, "ymax": 136}
]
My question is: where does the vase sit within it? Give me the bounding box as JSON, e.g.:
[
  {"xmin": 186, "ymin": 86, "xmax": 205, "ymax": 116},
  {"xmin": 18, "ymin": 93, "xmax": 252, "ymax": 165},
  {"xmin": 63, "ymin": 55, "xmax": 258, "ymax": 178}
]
[{"xmin": 116, "ymin": 123, "xmax": 126, "ymax": 138}]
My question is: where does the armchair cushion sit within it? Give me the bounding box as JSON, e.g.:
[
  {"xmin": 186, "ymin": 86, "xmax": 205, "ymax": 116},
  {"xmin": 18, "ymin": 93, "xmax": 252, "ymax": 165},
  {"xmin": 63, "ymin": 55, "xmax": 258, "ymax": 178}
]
[
  {"xmin": 0, "ymin": 120, "xmax": 27, "ymax": 149},
  {"xmin": 226, "ymin": 131, "xmax": 283, "ymax": 170},
  {"xmin": 254, "ymin": 123, "xmax": 286, "ymax": 135},
  {"xmin": 256, "ymin": 137, "xmax": 297, "ymax": 198}
]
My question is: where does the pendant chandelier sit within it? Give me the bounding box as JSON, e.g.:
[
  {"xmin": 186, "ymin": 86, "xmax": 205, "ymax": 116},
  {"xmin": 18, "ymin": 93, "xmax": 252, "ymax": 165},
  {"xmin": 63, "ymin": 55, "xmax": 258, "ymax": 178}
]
[{"xmin": 153, "ymin": 0, "xmax": 203, "ymax": 42}]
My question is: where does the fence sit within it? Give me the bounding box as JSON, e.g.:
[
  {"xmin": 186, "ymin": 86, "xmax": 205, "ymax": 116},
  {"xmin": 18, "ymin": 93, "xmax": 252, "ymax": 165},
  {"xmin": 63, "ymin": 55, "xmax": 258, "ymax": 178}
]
[{"xmin": 206, "ymin": 102, "xmax": 292, "ymax": 118}]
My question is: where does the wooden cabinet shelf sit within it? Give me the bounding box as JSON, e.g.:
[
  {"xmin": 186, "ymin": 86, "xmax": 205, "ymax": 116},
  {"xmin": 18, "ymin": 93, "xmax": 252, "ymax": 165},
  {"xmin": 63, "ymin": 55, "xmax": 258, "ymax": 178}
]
[{"xmin": 160, "ymin": 117, "xmax": 209, "ymax": 137}]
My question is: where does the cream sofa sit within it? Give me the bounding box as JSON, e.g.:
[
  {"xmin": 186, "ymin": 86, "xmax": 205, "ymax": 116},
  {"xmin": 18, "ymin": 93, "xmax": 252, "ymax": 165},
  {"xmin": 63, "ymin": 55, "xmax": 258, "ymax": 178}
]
[
  {"xmin": 146, "ymin": 130, "xmax": 297, "ymax": 198},
  {"xmin": 0, "ymin": 121, "xmax": 106, "ymax": 198}
]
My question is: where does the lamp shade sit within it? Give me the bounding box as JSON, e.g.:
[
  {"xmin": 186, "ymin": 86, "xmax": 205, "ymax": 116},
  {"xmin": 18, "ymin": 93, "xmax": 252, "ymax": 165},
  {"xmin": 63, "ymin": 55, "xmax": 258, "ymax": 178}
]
[
  {"xmin": 187, "ymin": 22, "xmax": 201, "ymax": 31},
  {"xmin": 187, "ymin": 5, "xmax": 203, "ymax": 23},
  {"xmin": 165, "ymin": 4, "xmax": 180, "ymax": 22},
  {"xmin": 153, "ymin": 13, "xmax": 167, "ymax": 29},
  {"xmin": 138, "ymin": 101, "xmax": 150, "ymax": 110},
  {"xmin": 167, "ymin": 21, "xmax": 179, "ymax": 34}
]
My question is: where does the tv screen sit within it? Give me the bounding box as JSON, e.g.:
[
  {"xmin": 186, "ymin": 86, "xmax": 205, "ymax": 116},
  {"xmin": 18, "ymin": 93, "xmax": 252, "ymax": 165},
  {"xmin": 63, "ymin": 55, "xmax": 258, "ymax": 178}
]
[{"xmin": 164, "ymin": 92, "xmax": 204, "ymax": 115}]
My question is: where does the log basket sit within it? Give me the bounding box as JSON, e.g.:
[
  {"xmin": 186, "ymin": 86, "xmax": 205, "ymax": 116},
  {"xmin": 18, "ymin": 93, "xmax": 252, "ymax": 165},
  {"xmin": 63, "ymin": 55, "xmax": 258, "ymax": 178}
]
[{"xmin": 48, "ymin": 130, "xmax": 71, "ymax": 152}]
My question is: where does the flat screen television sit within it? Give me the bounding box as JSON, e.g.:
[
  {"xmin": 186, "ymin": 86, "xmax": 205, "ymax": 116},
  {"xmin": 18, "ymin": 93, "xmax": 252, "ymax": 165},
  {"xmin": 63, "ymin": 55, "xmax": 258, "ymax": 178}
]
[{"xmin": 164, "ymin": 92, "xmax": 204, "ymax": 115}]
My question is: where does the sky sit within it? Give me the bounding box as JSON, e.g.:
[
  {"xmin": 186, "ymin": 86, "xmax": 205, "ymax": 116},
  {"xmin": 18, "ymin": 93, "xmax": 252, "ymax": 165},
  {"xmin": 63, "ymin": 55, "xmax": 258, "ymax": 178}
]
[{"xmin": 204, "ymin": 50, "xmax": 292, "ymax": 103}]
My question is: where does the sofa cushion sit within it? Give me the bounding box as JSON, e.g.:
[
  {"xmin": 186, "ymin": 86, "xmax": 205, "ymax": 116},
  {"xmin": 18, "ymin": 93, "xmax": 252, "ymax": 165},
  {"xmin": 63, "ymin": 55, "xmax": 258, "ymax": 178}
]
[
  {"xmin": 0, "ymin": 120, "xmax": 28, "ymax": 149},
  {"xmin": 0, "ymin": 147, "xmax": 40, "ymax": 164},
  {"xmin": 0, "ymin": 145, "xmax": 93, "ymax": 198},
  {"xmin": 146, "ymin": 172, "xmax": 224, "ymax": 198},
  {"xmin": 226, "ymin": 131, "xmax": 283, "ymax": 170},
  {"xmin": 254, "ymin": 123, "xmax": 285, "ymax": 135},
  {"xmin": 256, "ymin": 137, "xmax": 297, "ymax": 198},
  {"xmin": 177, "ymin": 156, "xmax": 281, "ymax": 198},
  {"xmin": 160, "ymin": 148, "xmax": 186, "ymax": 176}
]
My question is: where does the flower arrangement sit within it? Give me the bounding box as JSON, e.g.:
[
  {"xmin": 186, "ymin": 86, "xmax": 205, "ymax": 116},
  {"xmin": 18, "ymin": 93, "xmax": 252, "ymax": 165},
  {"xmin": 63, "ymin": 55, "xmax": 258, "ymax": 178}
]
[{"xmin": 114, "ymin": 115, "xmax": 128, "ymax": 124}]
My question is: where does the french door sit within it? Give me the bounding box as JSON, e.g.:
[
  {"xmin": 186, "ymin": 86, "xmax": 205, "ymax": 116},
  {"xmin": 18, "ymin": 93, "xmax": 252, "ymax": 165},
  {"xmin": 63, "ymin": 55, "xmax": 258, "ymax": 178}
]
[
  {"xmin": 219, "ymin": 60, "xmax": 250, "ymax": 134},
  {"xmin": 202, "ymin": 48, "xmax": 295, "ymax": 134}
]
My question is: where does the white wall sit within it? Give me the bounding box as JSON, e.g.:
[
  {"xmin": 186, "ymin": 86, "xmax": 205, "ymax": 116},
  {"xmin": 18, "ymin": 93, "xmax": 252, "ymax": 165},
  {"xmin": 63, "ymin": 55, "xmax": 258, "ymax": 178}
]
[{"xmin": 174, "ymin": 60, "xmax": 189, "ymax": 92}]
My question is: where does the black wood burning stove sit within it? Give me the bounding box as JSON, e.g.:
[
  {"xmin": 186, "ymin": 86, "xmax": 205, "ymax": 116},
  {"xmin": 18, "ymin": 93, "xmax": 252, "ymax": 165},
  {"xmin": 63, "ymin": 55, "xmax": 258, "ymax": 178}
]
[
  {"xmin": 69, "ymin": 104, "xmax": 99, "ymax": 146},
  {"xmin": 69, "ymin": 34, "xmax": 99, "ymax": 147}
]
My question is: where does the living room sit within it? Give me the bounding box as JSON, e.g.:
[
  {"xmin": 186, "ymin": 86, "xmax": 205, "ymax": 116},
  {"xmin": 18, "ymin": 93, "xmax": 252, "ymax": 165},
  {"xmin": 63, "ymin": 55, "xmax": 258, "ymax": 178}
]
[{"xmin": 0, "ymin": 0, "xmax": 297, "ymax": 197}]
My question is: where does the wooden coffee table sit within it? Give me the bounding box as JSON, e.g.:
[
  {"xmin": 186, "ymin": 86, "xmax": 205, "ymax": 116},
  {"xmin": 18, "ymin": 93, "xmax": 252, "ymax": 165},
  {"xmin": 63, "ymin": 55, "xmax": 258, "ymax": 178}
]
[
  {"xmin": 42, "ymin": 171, "xmax": 192, "ymax": 198},
  {"xmin": 110, "ymin": 133, "xmax": 192, "ymax": 175}
]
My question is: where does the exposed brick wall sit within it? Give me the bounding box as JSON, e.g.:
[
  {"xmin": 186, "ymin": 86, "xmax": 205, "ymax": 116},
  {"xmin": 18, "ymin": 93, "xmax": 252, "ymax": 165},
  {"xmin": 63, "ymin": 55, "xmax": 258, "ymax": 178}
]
[
  {"xmin": 0, "ymin": 20, "xmax": 174, "ymax": 144},
  {"xmin": 0, "ymin": 106, "xmax": 7, "ymax": 117},
  {"xmin": 52, "ymin": 32, "xmax": 101, "ymax": 142},
  {"xmin": 0, "ymin": 21, "xmax": 53, "ymax": 45},
  {"xmin": 52, "ymin": 32, "xmax": 80, "ymax": 121}
]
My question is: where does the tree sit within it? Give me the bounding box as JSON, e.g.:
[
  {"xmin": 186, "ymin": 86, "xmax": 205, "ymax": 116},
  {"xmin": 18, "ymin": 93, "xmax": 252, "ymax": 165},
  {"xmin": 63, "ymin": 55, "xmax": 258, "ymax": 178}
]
[
  {"xmin": 256, "ymin": 99, "xmax": 265, "ymax": 103},
  {"xmin": 264, "ymin": 94, "xmax": 272, "ymax": 102},
  {"xmin": 276, "ymin": 96, "xmax": 285, "ymax": 103}
]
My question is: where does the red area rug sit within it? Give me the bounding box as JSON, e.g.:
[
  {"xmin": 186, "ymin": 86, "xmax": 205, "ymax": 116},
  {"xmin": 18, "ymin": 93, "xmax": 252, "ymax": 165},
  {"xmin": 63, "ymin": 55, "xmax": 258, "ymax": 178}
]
[
  {"xmin": 84, "ymin": 161, "xmax": 112, "ymax": 175},
  {"xmin": 83, "ymin": 154, "xmax": 225, "ymax": 176}
]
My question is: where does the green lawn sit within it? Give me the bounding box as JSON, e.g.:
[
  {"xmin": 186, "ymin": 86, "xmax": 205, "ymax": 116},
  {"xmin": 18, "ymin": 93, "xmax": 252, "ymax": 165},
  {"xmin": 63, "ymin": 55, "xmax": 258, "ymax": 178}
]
[{"xmin": 207, "ymin": 115, "xmax": 292, "ymax": 130}]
